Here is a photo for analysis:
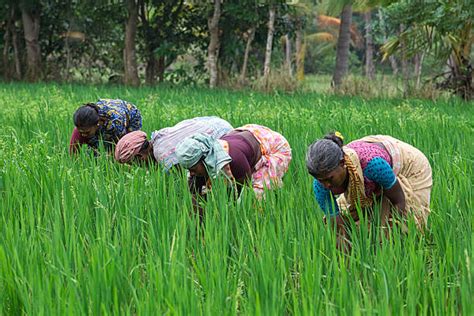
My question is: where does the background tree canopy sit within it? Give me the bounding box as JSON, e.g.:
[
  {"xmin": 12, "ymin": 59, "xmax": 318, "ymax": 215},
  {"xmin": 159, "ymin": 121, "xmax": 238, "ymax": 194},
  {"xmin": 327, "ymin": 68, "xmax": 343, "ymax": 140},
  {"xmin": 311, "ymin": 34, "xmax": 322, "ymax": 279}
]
[{"xmin": 0, "ymin": 0, "xmax": 472, "ymax": 99}]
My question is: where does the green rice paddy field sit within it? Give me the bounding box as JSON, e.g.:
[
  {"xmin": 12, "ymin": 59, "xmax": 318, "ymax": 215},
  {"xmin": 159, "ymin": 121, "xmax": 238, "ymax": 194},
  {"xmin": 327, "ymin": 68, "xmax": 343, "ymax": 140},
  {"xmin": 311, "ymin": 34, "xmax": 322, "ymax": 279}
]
[{"xmin": 0, "ymin": 83, "xmax": 472, "ymax": 314}]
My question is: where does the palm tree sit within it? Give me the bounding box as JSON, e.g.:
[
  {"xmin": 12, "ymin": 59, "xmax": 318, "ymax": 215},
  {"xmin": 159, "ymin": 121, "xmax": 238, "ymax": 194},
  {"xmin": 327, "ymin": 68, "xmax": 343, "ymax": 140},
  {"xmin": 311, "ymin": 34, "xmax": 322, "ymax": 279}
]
[
  {"xmin": 381, "ymin": 1, "xmax": 473, "ymax": 99},
  {"xmin": 288, "ymin": 0, "xmax": 361, "ymax": 82},
  {"xmin": 331, "ymin": 2, "xmax": 353, "ymax": 88}
]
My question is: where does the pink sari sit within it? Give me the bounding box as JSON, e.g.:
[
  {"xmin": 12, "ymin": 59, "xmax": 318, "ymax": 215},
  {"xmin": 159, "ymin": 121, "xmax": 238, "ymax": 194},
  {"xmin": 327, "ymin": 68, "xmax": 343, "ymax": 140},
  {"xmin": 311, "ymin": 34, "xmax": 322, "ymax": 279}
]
[{"xmin": 237, "ymin": 124, "xmax": 292, "ymax": 198}]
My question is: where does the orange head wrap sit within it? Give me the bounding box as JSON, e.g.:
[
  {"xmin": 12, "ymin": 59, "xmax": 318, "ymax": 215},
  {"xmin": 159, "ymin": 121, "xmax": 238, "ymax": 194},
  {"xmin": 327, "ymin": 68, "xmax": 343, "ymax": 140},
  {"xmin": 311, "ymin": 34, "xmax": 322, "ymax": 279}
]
[{"xmin": 114, "ymin": 131, "xmax": 148, "ymax": 163}]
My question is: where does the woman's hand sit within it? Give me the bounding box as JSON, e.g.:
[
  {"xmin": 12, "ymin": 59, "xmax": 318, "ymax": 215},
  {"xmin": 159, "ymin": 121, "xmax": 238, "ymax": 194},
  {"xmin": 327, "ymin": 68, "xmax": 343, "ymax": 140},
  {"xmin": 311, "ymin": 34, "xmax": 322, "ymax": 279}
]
[
  {"xmin": 324, "ymin": 213, "xmax": 350, "ymax": 232},
  {"xmin": 383, "ymin": 179, "xmax": 407, "ymax": 216},
  {"xmin": 334, "ymin": 214, "xmax": 352, "ymax": 253}
]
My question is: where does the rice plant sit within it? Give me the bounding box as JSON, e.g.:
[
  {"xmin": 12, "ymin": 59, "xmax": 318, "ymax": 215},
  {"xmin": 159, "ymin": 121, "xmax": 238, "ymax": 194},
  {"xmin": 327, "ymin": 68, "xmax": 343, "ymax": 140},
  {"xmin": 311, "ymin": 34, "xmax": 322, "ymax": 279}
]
[{"xmin": 0, "ymin": 82, "xmax": 472, "ymax": 314}]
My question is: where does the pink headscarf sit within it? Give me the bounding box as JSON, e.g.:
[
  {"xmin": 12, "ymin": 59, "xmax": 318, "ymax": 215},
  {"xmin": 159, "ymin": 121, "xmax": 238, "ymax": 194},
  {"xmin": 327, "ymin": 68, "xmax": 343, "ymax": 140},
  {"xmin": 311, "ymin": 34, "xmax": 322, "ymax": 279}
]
[{"xmin": 114, "ymin": 131, "xmax": 148, "ymax": 163}]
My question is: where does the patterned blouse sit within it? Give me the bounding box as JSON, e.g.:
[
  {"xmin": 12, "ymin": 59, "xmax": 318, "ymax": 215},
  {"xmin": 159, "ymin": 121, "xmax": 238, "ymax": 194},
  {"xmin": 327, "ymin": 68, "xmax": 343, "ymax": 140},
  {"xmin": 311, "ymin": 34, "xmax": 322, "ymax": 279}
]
[
  {"xmin": 88, "ymin": 99, "xmax": 142, "ymax": 150},
  {"xmin": 313, "ymin": 141, "xmax": 397, "ymax": 216}
]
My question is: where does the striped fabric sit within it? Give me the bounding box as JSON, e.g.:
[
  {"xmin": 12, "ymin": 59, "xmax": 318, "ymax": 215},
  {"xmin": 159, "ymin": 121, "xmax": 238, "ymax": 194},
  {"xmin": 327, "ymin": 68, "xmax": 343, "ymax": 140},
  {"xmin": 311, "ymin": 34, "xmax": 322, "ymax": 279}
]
[{"xmin": 150, "ymin": 116, "xmax": 233, "ymax": 170}]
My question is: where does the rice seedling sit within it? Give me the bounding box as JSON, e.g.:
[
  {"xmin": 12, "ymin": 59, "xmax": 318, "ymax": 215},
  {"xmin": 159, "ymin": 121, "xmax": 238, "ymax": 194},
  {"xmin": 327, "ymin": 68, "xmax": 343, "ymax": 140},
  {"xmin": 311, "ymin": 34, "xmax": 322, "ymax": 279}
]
[{"xmin": 0, "ymin": 82, "xmax": 472, "ymax": 314}]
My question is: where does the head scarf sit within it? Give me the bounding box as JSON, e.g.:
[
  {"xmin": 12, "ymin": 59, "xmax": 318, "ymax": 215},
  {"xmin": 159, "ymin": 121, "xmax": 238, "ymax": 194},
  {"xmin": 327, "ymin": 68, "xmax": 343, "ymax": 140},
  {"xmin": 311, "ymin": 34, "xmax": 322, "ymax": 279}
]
[
  {"xmin": 114, "ymin": 131, "xmax": 147, "ymax": 163},
  {"xmin": 149, "ymin": 116, "xmax": 233, "ymax": 170},
  {"xmin": 175, "ymin": 133, "xmax": 232, "ymax": 179}
]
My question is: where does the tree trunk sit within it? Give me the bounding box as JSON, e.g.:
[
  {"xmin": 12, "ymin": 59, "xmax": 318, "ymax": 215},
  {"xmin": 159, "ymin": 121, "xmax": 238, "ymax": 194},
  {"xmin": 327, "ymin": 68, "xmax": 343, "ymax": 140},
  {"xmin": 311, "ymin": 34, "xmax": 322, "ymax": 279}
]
[
  {"xmin": 285, "ymin": 34, "xmax": 292, "ymax": 77},
  {"xmin": 413, "ymin": 52, "xmax": 424, "ymax": 89},
  {"xmin": 240, "ymin": 27, "xmax": 255, "ymax": 84},
  {"xmin": 332, "ymin": 3, "xmax": 352, "ymax": 88},
  {"xmin": 263, "ymin": 5, "xmax": 276, "ymax": 86},
  {"xmin": 388, "ymin": 55, "xmax": 399, "ymax": 76},
  {"xmin": 295, "ymin": 19, "xmax": 305, "ymax": 81},
  {"xmin": 377, "ymin": 8, "xmax": 398, "ymax": 75},
  {"xmin": 12, "ymin": 22, "xmax": 22, "ymax": 80},
  {"xmin": 364, "ymin": 11, "xmax": 375, "ymax": 80},
  {"xmin": 207, "ymin": 0, "xmax": 221, "ymax": 88},
  {"xmin": 21, "ymin": 8, "xmax": 41, "ymax": 82},
  {"xmin": 124, "ymin": 0, "xmax": 140, "ymax": 86},
  {"xmin": 65, "ymin": 34, "xmax": 71, "ymax": 81},
  {"xmin": 400, "ymin": 24, "xmax": 410, "ymax": 96},
  {"xmin": 139, "ymin": 0, "xmax": 155, "ymax": 86},
  {"xmin": 3, "ymin": 10, "xmax": 12, "ymax": 80},
  {"xmin": 145, "ymin": 55, "xmax": 157, "ymax": 85},
  {"xmin": 157, "ymin": 56, "xmax": 165, "ymax": 83}
]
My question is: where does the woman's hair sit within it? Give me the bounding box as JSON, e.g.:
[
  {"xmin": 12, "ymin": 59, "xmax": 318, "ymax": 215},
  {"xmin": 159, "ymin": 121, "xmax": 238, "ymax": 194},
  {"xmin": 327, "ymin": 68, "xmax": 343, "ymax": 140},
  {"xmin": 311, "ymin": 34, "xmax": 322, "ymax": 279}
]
[
  {"xmin": 306, "ymin": 132, "xmax": 344, "ymax": 177},
  {"xmin": 73, "ymin": 103, "xmax": 99, "ymax": 128},
  {"xmin": 139, "ymin": 139, "xmax": 150, "ymax": 153}
]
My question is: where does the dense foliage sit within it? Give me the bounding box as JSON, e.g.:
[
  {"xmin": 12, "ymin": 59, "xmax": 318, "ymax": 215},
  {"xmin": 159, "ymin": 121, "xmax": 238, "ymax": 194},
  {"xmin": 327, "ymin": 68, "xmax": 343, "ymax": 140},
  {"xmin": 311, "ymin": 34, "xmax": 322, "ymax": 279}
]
[{"xmin": 2, "ymin": 0, "xmax": 471, "ymax": 97}]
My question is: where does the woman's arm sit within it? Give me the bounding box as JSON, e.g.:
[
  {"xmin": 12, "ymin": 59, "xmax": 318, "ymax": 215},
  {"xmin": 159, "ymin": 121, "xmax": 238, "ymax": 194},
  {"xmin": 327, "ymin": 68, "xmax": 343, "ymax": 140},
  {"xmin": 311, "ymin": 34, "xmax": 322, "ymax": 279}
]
[
  {"xmin": 313, "ymin": 179, "xmax": 340, "ymax": 216},
  {"xmin": 382, "ymin": 180, "xmax": 406, "ymax": 215},
  {"xmin": 364, "ymin": 157, "xmax": 407, "ymax": 216},
  {"xmin": 188, "ymin": 175, "xmax": 208, "ymax": 222}
]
